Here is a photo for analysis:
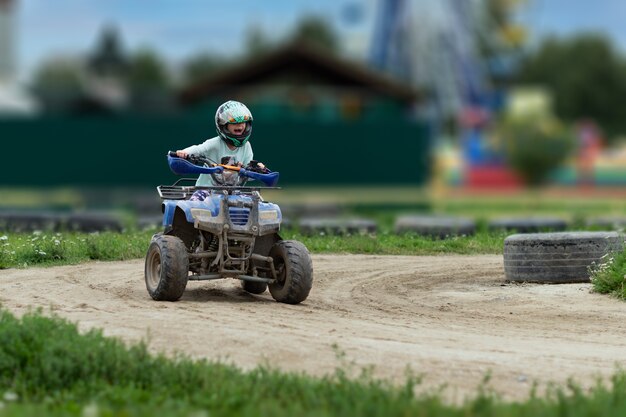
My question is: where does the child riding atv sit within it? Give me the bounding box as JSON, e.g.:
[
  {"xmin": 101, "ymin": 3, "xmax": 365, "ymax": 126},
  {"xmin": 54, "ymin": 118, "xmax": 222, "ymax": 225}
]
[{"xmin": 144, "ymin": 100, "xmax": 313, "ymax": 304}]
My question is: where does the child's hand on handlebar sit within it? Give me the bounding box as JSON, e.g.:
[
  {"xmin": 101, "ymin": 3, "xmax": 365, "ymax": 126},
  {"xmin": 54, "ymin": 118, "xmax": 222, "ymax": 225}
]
[{"xmin": 176, "ymin": 150, "xmax": 188, "ymax": 158}]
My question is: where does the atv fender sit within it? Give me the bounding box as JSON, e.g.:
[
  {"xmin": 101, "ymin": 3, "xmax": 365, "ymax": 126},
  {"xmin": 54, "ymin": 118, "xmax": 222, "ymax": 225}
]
[{"xmin": 162, "ymin": 199, "xmax": 220, "ymax": 228}]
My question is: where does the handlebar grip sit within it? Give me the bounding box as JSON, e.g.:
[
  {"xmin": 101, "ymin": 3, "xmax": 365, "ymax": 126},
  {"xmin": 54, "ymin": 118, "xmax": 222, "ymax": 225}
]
[{"xmin": 168, "ymin": 151, "xmax": 180, "ymax": 158}]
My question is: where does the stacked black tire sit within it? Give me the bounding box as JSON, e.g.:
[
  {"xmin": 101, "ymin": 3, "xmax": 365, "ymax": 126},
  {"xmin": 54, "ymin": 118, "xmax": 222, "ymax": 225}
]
[
  {"xmin": 488, "ymin": 217, "xmax": 568, "ymax": 233},
  {"xmin": 394, "ymin": 215, "xmax": 475, "ymax": 238},
  {"xmin": 298, "ymin": 217, "xmax": 377, "ymax": 236},
  {"xmin": 503, "ymin": 231, "xmax": 624, "ymax": 283}
]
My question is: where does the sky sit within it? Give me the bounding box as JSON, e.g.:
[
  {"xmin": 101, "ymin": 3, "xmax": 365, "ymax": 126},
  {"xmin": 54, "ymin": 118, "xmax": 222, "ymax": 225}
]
[
  {"xmin": 13, "ymin": 0, "xmax": 360, "ymax": 79},
  {"xmin": 8, "ymin": 0, "xmax": 626, "ymax": 80},
  {"xmin": 522, "ymin": 0, "xmax": 626, "ymax": 49}
]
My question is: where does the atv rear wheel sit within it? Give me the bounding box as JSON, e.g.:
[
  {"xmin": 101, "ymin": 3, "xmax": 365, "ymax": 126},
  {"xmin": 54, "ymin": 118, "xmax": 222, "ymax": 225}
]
[
  {"xmin": 268, "ymin": 240, "xmax": 313, "ymax": 304},
  {"xmin": 145, "ymin": 235, "xmax": 189, "ymax": 301},
  {"xmin": 241, "ymin": 280, "xmax": 268, "ymax": 294}
]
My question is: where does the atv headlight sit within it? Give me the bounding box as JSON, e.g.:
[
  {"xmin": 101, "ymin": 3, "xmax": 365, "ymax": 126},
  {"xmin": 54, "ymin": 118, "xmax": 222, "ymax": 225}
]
[
  {"xmin": 259, "ymin": 210, "xmax": 279, "ymax": 221},
  {"xmin": 190, "ymin": 208, "xmax": 218, "ymax": 223}
]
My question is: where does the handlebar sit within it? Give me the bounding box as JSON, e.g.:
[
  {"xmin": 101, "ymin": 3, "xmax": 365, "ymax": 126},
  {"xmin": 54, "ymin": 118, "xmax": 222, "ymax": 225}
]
[
  {"xmin": 167, "ymin": 153, "xmax": 223, "ymax": 175},
  {"xmin": 242, "ymin": 168, "xmax": 279, "ymax": 186},
  {"xmin": 169, "ymin": 151, "xmax": 241, "ymax": 171},
  {"xmin": 166, "ymin": 151, "xmax": 279, "ymax": 187}
]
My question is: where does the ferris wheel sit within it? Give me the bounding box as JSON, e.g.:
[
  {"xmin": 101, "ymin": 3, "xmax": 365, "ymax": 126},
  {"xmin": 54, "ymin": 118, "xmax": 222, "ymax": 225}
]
[{"xmin": 369, "ymin": 0, "xmax": 530, "ymax": 124}]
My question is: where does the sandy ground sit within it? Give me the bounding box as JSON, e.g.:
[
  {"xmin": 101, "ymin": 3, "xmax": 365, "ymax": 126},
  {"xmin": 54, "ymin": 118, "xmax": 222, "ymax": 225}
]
[{"xmin": 2, "ymin": 254, "xmax": 626, "ymax": 403}]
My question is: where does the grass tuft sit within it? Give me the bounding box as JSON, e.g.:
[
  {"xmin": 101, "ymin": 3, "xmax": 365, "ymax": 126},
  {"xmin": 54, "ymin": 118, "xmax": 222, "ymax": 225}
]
[{"xmin": 590, "ymin": 249, "xmax": 626, "ymax": 299}]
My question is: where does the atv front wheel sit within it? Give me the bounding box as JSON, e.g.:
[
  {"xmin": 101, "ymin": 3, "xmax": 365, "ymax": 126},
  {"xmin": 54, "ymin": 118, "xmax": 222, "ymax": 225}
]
[
  {"xmin": 145, "ymin": 235, "xmax": 189, "ymax": 301},
  {"xmin": 268, "ymin": 240, "xmax": 313, "ymax": 304}
]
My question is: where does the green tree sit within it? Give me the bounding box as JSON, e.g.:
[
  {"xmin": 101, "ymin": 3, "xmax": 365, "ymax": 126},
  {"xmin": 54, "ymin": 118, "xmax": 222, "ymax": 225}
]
[
  {"xmin": 30, "ymin": 57, "xmax": 84, "ymax": 113},
  {"xmin": 87, "ymin": 24, "xmax": 128, "ymax": 78},
  {"xmin": 517, "ymin": 34, "xmax": 626, "ymax": 140},
  {"xmin": 290, "ymin": 15, "xmax": 339, "ymax": 53},
  {"xmin": 245, "ymin": 25, "xmax": 273, "ymax": 57},
  {"xmin": 179, "ymin": 15, "xmax": 339, "ymax": 88},
  {"xmin": 128, "ymin": 48, "xmax": 170, "ymax": 91},
  {"xmin": 180, "ymin": 52, "xmax": 227, "ymax": 87},
  {"xmin": 498, "ymin": 115, "xmax": 576, "ymax": 186},
  {"xmin": 128, "ymin": 48, "xmax": 172, "ymax": 111}
]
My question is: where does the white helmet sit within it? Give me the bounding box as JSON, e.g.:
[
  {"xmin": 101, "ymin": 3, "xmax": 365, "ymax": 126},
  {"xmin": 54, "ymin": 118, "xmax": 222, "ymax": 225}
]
[{"xmin": 215, "ymin": 100, "xmax": 253, "ymax": 147}]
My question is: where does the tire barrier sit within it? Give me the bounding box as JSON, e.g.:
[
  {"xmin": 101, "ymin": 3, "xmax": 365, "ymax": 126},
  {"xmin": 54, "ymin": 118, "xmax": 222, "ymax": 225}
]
[
  {"xmin": 585, "ymin": 217, "xmax": 626, "ymax": 231},
  {"xmin": 298, "ymin": 217, "xmax": 378, "ymax": 236},
  {"xmin": 0, "ymin": 211, "xmax": 61, "ymax": 232},
  {"xmin": 0, "ymin": 210, "xmax": 126, "ymax": 233},
  {"xmin": 279, "ymin": 203, "xmax": 342, "ymax": 219},
  {"xmin": 137, "ymin": 215, "xmax": 164, "ymax": 230},
  {"xmin": 488, "ymin": 217, "xmax": 568, "ymax": 233},
  {"xmin": 64, "ymin": 212, "xmax": 124, "ymax": 233},
  {"xmin": 503, "ymin": 231, "xmax": 624, "ymax": 283},
  {"xmin": 394, "ymin": 215, "xmax": 476, "ymax": 238}
]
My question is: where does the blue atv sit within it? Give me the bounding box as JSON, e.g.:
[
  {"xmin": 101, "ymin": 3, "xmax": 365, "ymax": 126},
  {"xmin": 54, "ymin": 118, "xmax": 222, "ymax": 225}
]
[{"xmin": 144, "ymin": 152, "xmax": 313, "ymax": 304}]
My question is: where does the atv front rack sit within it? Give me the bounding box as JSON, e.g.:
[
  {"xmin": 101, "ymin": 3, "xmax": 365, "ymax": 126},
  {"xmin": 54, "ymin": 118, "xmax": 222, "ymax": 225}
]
[
  {"xmin": 158, "ymin": 184, "xmax": 196, "ymax": 200},
  {"xmin": 157, "ymin": 179, "xmax": 280, "ymax": 200}
]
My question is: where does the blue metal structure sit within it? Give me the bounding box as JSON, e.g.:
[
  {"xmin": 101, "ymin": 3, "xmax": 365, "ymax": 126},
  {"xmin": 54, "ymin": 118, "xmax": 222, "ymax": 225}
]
[
  {"xmin": 369, "ymin": 0, "xmax": 492, "ymax": 119},
  {"xmin": 368, "ymin": 0, "xmax": 519, "ymax": 171},
  {"xmin": 369, "ymin": 0, "xmax": 405, "ymax": 72}
]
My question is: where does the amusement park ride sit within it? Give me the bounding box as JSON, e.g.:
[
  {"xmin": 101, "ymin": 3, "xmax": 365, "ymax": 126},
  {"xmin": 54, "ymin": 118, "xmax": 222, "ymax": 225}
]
[
  {"xmin": 368, "ymin": 0, "xmax": 533, "ymax": 188},
  {"xmin": 368, "ymin": 0, "xmax": 626, "ymax": 189}
]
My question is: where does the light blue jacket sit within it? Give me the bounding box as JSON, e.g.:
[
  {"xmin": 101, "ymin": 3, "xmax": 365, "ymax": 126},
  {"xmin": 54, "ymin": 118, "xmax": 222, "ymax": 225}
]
[{"xmin": 183, "ymin": 137, "xmax": 253, "ymax": 186}]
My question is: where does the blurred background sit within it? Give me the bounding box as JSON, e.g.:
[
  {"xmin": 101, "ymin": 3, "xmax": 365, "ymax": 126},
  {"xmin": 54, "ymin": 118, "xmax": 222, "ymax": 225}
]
[{"xmin": 2, "ymin": 0, "xmax": 626, "ymax": 231}]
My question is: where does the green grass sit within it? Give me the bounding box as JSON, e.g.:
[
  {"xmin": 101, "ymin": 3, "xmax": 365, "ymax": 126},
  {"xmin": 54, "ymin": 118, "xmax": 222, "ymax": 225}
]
[
  {"xmin": 590, "ymin": 249, "xmax": 626, "ymax": 299},
  {"xmin": 1, "ymin": 220, "xmax": 622, "ymax": 270},
  {"xmin": 0, "ymin": 227, "xmax": 510, "ymax": 270},
  {"xmin": 294, "ymin": 230, "xmax": 506, "ymax": 255},
  {"xmin": 0, "ymin": 308, "xmax": 445, "ymax": 416},
  {"xmin": 0, "ymin": 230, "xmax": 154, "ymax": 269},
  {"xmin": 2, "ymin": 308, "xmax": 626, "ymax": 416}
]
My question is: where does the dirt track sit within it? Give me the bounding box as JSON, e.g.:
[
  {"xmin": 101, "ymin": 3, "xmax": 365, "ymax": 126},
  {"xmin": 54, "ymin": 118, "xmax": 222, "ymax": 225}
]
[{"xmin": 2, "ymin": 254, "xmax": 626, "ymax": 402}]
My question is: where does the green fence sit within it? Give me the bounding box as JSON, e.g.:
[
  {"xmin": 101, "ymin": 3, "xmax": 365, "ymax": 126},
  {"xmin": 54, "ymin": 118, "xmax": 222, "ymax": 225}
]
[{"xmin": 0, "ymin": 115, "xmax": 431, "ymax": 187}]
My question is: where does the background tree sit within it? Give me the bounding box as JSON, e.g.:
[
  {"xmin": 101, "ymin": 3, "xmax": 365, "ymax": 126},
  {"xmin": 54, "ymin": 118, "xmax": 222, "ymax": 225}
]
[
  {"xmin": 180, "ymin": 52, "xmax": 227, "ymax": 87},
  {"xmin": 87, "ymin": 25, "xmax": 128, "ymax": 79},
  {"xmin": 128, "ymin": 48, "xmax": 170, "ymax": 90},
  {"xmin": 128, "ymin": 48, "xmax": 173, "ymax": 112},
  {"xmin": 497, "ymin": 114, "xmax": 576, "ymax": 186},
  {"xmin": 516, "ymin": 34, "xmax": 626, "ymax": 141},
  {"xmin": 30, "ymin": 57, "xmax": 84, "ymax": 113},
  {"xmin": 245, "ymin": 25, "xmax": 273, "ymax": 57},
  {"xmin": 180, "ymin": 15, "xmax": 339, "ymax": 88},
  {"xmin": 290, "ymin": 15, "xmax": 339, "ymax": 53}
]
